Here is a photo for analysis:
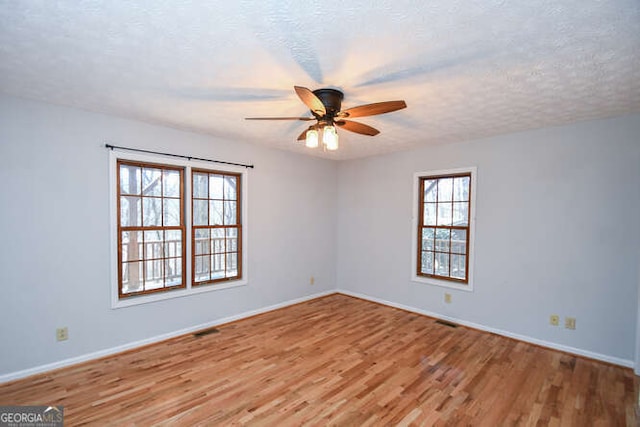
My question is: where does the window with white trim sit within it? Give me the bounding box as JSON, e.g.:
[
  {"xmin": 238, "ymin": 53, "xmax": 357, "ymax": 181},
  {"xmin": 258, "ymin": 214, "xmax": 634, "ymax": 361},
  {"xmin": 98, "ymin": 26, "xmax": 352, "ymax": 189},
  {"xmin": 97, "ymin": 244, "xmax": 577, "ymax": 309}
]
[
  {"xmin": 111, "ymin": 151, "xmax": 248, "ymax": 307},
  {"xmin": 412, "ymin": 168, "xmax": 476, "ymax": 290}
]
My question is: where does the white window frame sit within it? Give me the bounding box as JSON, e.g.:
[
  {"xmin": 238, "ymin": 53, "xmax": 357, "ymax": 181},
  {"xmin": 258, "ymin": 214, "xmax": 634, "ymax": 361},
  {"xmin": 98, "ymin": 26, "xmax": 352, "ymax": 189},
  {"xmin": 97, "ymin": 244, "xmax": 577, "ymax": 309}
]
[
  {"xmin": 411, "ymin": 167, "xmax": 477, "ymax": 292},
  {"xmin": 109, "ymin": 149, "xmax": 249, "ymax": 309}
]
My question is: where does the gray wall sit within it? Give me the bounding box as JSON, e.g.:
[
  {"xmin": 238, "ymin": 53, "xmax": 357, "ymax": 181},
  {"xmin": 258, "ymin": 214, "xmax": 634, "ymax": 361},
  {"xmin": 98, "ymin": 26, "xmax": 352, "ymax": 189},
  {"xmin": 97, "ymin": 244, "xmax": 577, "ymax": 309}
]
[
  {"xmin": 336, "ymin": 113, "xmax": 640, "ymax": 362},
  {"xmin": 1, "ymin": 92, "xmax": 639, "ymax": 377},
  {"xmin": 0, "ymin": 94, "xmax": 337, "ymax": 376}
]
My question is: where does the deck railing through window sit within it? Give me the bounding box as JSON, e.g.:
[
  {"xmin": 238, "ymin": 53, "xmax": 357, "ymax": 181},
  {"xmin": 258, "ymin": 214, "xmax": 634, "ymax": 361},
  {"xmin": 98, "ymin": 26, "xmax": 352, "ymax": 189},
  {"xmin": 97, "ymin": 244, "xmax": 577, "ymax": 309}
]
[
  {"xmin": 121, "ymin": 237, "xmax": 237, "ymax": 292},
  {"xmin": 420, "ymin": 237, "xmax": 467, "ymax": 278}
]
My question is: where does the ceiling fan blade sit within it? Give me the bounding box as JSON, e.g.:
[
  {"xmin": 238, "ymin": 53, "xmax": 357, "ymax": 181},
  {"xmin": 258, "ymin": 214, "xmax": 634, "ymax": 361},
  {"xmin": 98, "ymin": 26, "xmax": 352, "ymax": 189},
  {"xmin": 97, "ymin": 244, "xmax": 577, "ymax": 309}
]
[
  {"xmin": 338, "ymin": 100, "xmax": 407, "ymax": 118},
  {"xmin": 335, "ymin": 120, "xmax": 380, "ymax": 136},
  {"xmin": 245, "ymin": 117, "xmax": 315, "ymax": 121},
  {"xmin": 294, "ymin": 86, "xmax": 326, "ymax": 116}
]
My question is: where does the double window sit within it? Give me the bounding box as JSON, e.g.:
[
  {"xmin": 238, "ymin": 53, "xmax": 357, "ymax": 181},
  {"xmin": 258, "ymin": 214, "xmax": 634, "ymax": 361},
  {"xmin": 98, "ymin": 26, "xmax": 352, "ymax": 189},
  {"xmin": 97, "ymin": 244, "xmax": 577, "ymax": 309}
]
[
  {"xmin": 113, "ymin": 155, "xmax": 246, "ymax": 305},
  {"xmin": 413, "ymin": 168, "xmax": 476, "ymax": 289}
]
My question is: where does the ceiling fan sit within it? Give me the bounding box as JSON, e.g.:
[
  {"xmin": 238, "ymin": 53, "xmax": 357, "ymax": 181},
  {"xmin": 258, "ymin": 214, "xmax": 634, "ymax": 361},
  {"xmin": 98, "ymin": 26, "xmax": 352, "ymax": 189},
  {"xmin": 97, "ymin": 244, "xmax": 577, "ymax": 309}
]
[{"xmin": 245, "ymin": 86, "xmax": 407, "ymax": 151}]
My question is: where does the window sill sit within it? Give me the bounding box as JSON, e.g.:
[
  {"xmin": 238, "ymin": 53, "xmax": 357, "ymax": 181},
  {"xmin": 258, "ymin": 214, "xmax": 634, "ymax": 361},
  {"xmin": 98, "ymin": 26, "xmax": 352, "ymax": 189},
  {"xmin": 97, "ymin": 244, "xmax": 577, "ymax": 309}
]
[
  {"xmin": 411, "ymin": 275, "xmax": 473, "ymax": 292},
  {"xmin": 111, "ymin": 279, "xmax": 248, "ymax": 309}
]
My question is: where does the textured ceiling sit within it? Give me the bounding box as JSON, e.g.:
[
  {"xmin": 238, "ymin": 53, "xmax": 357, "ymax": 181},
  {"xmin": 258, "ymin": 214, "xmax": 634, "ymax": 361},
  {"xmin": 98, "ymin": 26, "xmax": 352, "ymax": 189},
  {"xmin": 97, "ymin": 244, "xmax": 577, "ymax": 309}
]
[{"xmin": 1, "ymin": 1, "xmax": 639, "ymax": 160}]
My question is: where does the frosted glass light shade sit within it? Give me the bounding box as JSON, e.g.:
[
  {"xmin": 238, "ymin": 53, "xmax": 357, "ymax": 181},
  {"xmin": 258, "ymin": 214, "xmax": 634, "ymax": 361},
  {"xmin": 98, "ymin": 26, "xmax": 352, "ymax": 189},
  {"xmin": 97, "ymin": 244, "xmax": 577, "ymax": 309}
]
[
  {"xmin": 323, "ymin": 126, "xmax": 339, "ymax": 151},
  {"xmin": 305, "ymin": 129, "xmax": 319, "ymax": 148}
]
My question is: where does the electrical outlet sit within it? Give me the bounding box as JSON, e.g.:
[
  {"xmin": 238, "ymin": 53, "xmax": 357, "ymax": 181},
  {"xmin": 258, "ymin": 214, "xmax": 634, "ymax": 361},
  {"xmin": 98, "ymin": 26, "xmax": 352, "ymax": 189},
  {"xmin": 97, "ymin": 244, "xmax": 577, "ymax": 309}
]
[
  {"xmin": 444, "ymin": 293, "xmax": 452, "ymax": 304},
  {"xmin": 309, "ymin": 276, "xmax": 315, "ymax": 285},
  {"xmin": 565, "ymin": 317, "xmax": 576, "ymax": 330},
  {"xmin": 56, "ymin": 327, "xmax": 68, "ymax": 341},
  {"xmin": 549, "ymin": 315, "xmax": 559, "ymax": 326}
]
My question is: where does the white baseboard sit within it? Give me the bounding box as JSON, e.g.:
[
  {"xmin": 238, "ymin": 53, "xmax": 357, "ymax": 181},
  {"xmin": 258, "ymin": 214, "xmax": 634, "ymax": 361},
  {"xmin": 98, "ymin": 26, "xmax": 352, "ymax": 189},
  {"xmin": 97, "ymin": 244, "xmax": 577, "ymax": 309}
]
[
  {"xmin": 2, "ymin": 288, "xmax": 633, "ymax": 383},
  {"xmin": 0, "ymin": 290, "xmax": 335, "ymax": 384},
  {"xmin": 336, "ymin": 289, "xmax": 634, "ymax": 369}
]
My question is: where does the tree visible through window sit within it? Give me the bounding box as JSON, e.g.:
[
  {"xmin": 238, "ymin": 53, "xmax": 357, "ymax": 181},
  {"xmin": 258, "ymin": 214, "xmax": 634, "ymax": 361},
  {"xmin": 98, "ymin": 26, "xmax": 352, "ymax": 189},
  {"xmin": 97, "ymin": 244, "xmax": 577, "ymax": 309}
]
[
  {"xmin": 117, "ymin": 160, "xmax": 186, "ymax": 297},
  {"xmin": 417, "ymin": 173, "xmax": 471, "ymax": 283}
]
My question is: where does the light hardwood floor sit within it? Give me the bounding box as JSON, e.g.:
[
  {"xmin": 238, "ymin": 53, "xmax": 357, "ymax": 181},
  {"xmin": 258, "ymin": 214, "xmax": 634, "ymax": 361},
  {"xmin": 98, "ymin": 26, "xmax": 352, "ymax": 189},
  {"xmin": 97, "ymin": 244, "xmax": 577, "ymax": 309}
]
[{"xmin": 1, "ymin": 294, "xmax": 638, "ymax": 425}]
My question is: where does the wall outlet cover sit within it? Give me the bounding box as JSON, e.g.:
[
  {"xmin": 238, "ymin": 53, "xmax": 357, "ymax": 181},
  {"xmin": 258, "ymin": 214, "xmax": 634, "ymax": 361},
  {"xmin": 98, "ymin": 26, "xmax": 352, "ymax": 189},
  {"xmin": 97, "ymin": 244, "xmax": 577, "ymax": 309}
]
[{"xmin": 565, "ymin": 317, "xmax": 576, "ymax": 330}]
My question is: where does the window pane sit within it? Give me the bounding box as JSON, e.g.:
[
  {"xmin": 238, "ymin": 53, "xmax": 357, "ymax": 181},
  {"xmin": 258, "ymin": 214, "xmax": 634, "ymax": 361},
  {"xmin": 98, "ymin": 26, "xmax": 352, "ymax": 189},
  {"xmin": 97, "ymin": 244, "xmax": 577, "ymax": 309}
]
[
  {"xmin": 224, "ymin": 201, "xmax": 237, "ymax": 225},
  {"xmin": 166, "ymin": 229, "xmax": 182, "ymax": 241},
  {"xmin": 212, "ymin": 253, "xmax": 225, "ymax": 279},
  {"xmin": 163, "ymin": 198, "xmax": 180, "ymax": 226},
  {"xmin": 210, "ymin": 200, "xmax": 223, "ymax": 225},
  {"xmin": 437, "ymin": 203, "xmax": 452, "ymax": 226},
  {"xmin": 211, "ymin": 228, "xmax": 225, "ymax": 253},
  {"xmin": 435, "ymin": 252, "xmax": 450, "ymax": 276},
  {"xmin": 421, "ymin": 227, "xmax": 435, "ymax": 251},
  {"xmin": 209, "ymin": 175, "xmax": 224, "ymax": 199},
  {"xmin": 122, "ymin": 261, "xmax": 143, "ymax": 294},
  {"xmin": 423, "ymin": 179, "xmax": 437, "ymax": 202},
  {"xmin": 453, "ymin": 176, "xmax": 470, "ymax": 201},
  {"xmin": 121, "ymin": 231, "xmax": 143, "ymax": 261},
  {"xmin": 195, "ymin": 255, "xmax": 210, "ymax": 282},
  {"xmin": 121, "ymin": 231, "xmax": 130, "ymax": 261},
  {"xmin": 145, "ymin": 258, "xmax": 164, "ymax": 290},
  {"xmin": 451, "ymin": 254, "xmax": 466, "ymax": 279},
  {"xmin": 421, "ymin": 251, "xmax": 434, "ymax": 275},
  {"xmin": 423, "ymin": 203, "xmax": 436, "ymax": 226},
  {"xmin": 144, "ymin": 230, "xmax": 163, "ymax": 259},
  {"xmin": 120, "ymin": 196, "xmax": 141, "ymax": 227},
  {"xmin": 194, "ymin": 229, "xmax": 210, "ymax": 255},
  {"xmin": 142, "ymin": 168, "xmax": 162, "ymax": 196},
  {"xmin": 193, "ymin": 199, "xmax": 208, "ymax": 226},
  {"xmin": 226, "ymin": 228, "xmax": 238, "ymax": 251},
  {"xmin": 224, "ymin": 175, "xmax": 237, "ymax": 200},
  {"xmin": 453, "ymin": 202, "xmax": 469, "ymax": 226},
  {"xmin": 165, "ymin": 257, "xmax": 182, "ymax": 287},
  {"xmin": 437, "ymin": 178, "xmax": 453, "ymax": 202},
  {"xmin": 163, "ymin": 170, "xmax": 181, "ymax": 197},
  {"xmin": 164, "ymin": 230, "xmax": 182, "ymax": 257},
  {"xmin": 120, "ymin": 165, "xmax": 141, "ymax": 195},
  {"xmin": 451, "ymin": 229, "xmax": 467, "ymax": 254},
  {"xmin": 194, "ymin": 228, "xmax": 210, "ymax": 239},
  {"xmin": 193, "ymin": 173, "xmax": 208, "ymax": 198},
  {"xmin": 143, "ymin": 197, "xmax": 162, "ymax": 226},
  {"xmin": 435, "ymin": 228, "xmax": 451, "ymax": 252},
  {"xmin": 226, "ymin": 253, "xmax": 238, "ymax": 277}
]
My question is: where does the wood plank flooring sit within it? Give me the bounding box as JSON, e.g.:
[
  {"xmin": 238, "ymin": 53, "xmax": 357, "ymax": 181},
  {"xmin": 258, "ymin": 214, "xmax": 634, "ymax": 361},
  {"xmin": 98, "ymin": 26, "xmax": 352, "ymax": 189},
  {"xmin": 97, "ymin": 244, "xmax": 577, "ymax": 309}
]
[{"xmin": 1, "ymin": 294, "xmax": 638, "ymax": 425}]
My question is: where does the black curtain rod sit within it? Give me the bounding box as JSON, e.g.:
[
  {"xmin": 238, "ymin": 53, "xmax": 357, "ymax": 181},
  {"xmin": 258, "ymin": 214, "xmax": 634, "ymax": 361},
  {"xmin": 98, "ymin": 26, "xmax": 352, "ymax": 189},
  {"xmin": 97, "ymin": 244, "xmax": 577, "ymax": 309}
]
[{"xmin": 105, "ymin": 144, "xmax": 254, "ymax": 169}]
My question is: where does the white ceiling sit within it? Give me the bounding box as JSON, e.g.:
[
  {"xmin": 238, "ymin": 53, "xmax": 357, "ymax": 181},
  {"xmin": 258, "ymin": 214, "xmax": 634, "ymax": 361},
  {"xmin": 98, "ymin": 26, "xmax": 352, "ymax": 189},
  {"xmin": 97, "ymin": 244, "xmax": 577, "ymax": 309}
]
[{"xmin": 1, "ymin": 1, "xmax": 639, "ymax": 160}]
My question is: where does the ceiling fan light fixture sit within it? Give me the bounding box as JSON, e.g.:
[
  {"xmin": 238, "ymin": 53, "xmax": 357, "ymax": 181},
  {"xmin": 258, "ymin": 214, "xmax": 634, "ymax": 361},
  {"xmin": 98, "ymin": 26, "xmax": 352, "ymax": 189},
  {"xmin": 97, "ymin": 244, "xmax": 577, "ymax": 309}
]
[
  {"xmin": 323, "ymin": 125, "xmax": 339, "ymax": 151},
  {"xmin": 246, "ymin": 86, "xmax": 407, "ymax": 153},
  {"xmin": 305, "ymin": 128, "xmax": 319, "ymax": 148}
]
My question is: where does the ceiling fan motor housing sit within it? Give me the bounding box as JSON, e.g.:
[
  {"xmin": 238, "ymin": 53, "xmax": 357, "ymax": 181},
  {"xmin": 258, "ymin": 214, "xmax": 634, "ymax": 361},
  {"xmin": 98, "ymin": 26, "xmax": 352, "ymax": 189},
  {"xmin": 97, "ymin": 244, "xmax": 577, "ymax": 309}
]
[{"xmin": 312, "ymin": 88, "xmax": 344, "ymax": 120}]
